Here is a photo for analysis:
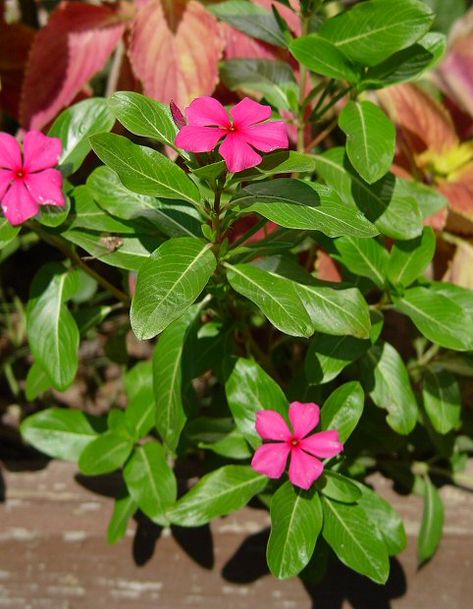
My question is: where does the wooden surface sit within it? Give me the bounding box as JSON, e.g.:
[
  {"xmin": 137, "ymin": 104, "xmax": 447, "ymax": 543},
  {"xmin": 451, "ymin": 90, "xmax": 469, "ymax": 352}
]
[{"xmin": 0, "ymin": 460, "xmax": 472, "ymax": 609}]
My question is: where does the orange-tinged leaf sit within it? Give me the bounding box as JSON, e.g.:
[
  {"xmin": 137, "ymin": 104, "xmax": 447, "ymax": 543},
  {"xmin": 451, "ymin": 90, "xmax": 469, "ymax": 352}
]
[
  {"xmin": 20, "ymin": 1, "xmax": 126, "ymax": 129},
  {"xmin": 378, "ymin": 84, "xmax": 458, "ymax": 155},
  {"xmin": 129, "ymin": 0, "xmax": 225, "ymax": 108},
  {"xmin": 443, "ymin": 237, "xmax": 473, "ymax": 288},
  {"xmin": 439, "ymin": 162, "xmax": 473, "ymax": 226},
  {"xmin": 316, "ymin": 250, "xmax": 342, "ymax": 283}
]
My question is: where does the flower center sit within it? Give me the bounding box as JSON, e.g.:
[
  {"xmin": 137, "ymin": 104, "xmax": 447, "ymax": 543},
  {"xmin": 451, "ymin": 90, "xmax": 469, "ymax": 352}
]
[
  {"xmin": 227, "ymin": 123, "xmax": 237, "ymax": 133},
  {"xmin": 290, "ymin": 438, "xmax": 300, "ymax": 448},
  {"xmin": 15, "ymin": 169, "xmax": 25, "ymax": 179}
]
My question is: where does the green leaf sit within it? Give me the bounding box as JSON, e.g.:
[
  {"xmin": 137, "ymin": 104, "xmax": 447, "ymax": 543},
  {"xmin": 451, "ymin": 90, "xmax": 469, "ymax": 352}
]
[
  {"xmin": 320, "ymin": 382, "xmax": 365, "ymax": 443},
  {"xmin": 20, "ymin": 408, "xmax": 99, "ymax": 461},
  {"xmin": 108, "ymin": 92, "xmax": 177, "ymax": 147},
  {"xmin": 319, "ymin": 471, "xmax": 362, "ymax": 504},
  {"xmin": 361, "ymin": 33, "xmax": 446, "ymax": 89},
  {"xmin": 334, "ymin": 236, "xmax": 389, "ymax": 287},
  {"xmin": 27, "ymin": 263, "xmax": 80, "ymax": 390},
  {"xmin": 209, "ymin": 0, "xmax": 287, "ymax": 47},
  {"xmin": 395, "ymin": 177, "xmax": 448, "ymax": 220},
  {"xmin": 220, "ymin": 59, "xmax": 298, "ymax": 110},
  {"xmin": 339, "ymin": 101, "xmax": 395, "ymax": 184},
  {"xmin": 233, "ymin": 179, "xmax": 378, "ymax": 238},
  {"xmin": 199, "ymin": 429, "xmax": 251, "ymax": 459},
  {"xmin": 305, "ymin": 334, "xmax": 369, "ymax": 385},
  {"xmin": 123, "ymin": 442, "xmax": 177, "ymax": 525},
  {"xmin": 0, "ymin": 218, "xmax": 20, "ymax": 249},
  {"xmin": 423, "ymin": 370, "xmax": 461, "ymax": 434},
  {"xmin": 131, "ymin": 237, "xmax": 216, "ymax": 340},
  {"xmin": 290, "ymin": 35, "xmax": 361, "ymax": 82},
  {"xmin": 393, "ymin": 286, "xmax": 473, "ymax": 351},
  {"xmin": 356, "ymin": 483, "xmax": 407, "ymax": 555},
  {"xmin": 319, "ymin": 0, "xmax": 434, "ymax": 66},
  {"xmin": 267, "ymin": 483, "xmax": 323, "ymax": 579},
  {"xmin": 90, "ymin": 133, "xmax": 200, "ymax": 205},
  {"xmin": 418, "ymin": 476, "xmax": 444, "ymax": 564},
  {"xmin": 254, "ymin": 151, "xmax": 316, "ymax": 176},
  {"xmin": 107, "ymin": 492, "xmax": 137, "ymax": 545},
  {"xmin": 124, "ymin": 361, "xmax": 156, "ymax": 439},
  {"xmin": 387, "ymin": 227, "xmax": 436, "ymax": 287},
  {"xmin": 25, "ymin": 361, "xmax": 52, "ymax": 400},
  {"xmin": 63, "ymin": 228, "xmax": 159, "ymax": 271},
  {"xmin": 225, "ymin": 357, "xmax": 287, "ymax": 448},
  {"xmin": 153, "ymin": 306, "xmax": 201, "ymax": 452},
  {"xmin": 169, "ymin": 466, "xmax": 267, "ymax": 527},
  {"xmin": 314, "ymin": 148, "xmax": 423, "ymax": 240},
  {"xmin": 49, "ymin": 98, "xmax": 115, "ymax": 175},
  {"xmin": 363, "ymin": 342, "xmax": 418, "ymax": 435},
  {"xmin": 79, "ymin": 431, "xmax": 134, "ymax": 476},
  {"xmin": 322, "ymin": 497, "xmax": 390, "ymax": 584}
]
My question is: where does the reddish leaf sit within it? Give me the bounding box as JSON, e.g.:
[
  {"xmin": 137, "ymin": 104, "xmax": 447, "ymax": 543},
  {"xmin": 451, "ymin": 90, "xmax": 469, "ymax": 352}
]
[
  {"xmin": 439, "ymin": 162, "xmax": 473, "ymax": 227},
  {"xmin": 20, "ymin": 1, "xmax": 127, "ymax": 129},
  {"xmin": 129, "ymin": 0, "xmax": 225, "ymax": 108},
  {"xmin": 378, "ymin": 84, "xmax": 458, "ymax": 155},
  {"xmin": 315, "ymin": 250, "xmax": 342, "ymax": 283}
]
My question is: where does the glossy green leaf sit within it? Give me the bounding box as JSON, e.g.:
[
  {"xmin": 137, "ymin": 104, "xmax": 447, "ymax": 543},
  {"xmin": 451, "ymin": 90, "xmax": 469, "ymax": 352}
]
[
  {"xmin": 339, "ymin": 101, "xmax": 396, "ymax": 184},
  {"xmin": 334, "ymin": 236, "xmax": 389, "ymax": 287},
  {"xmin": 267, "ymin": 483, "xmax": 323, "ymax": 579},
  {"xmin": 320, "ymin": 382, "xmax": 365, "ymax": 443},
  {"xmin": 322, "ymin": 497, "xmax": 390, "ymax": 584},
  {"xmin": 305, "ymin": 334, "xmax": 369, "ymax": 385},
  {"xmin": 418, "ymin": 476, "xmax": 444, "ymax": 564},
  {"xmin": 90, "ymin": 133, "xmax": 201, "ymax": 205},
  {"xmin": 356, "ymin": 483, "xmax": 407, "ymax": 555},
  {"xmin": 387, "ymin": 227, "xmax": 436, "ymax": 287},
  {"xmin": 199, "ymin": 429, "xmax": 252, "ymax": 459},
  {"xmin": 0, "ymin": 218, "xmax": 20, "ymax": 249},
  {"xmin": 290, "ymin": 35, "xmax": 361, "ymax": 82},
  {"xmin": 319, "ymin": 0, "xmax": 434, "ymax": 66},
  {"xmin": 25, "ymin": 361, "xmax": 52, "ymax": 400},
  {"xmin": 20, "ymin": 408, "xmax": 99, "ymax": 461},
  {"xmin": 423, "ymin": 370, "xmax": 461, "ymax": 435},
  {"xmin": 79, "ymin": 431, "xmax": 134, "ymax": 476},
  {"xmin": 27, "ymin": 263, "xmax": 80, "ymax": 390},
  {"xmin": 169, "ymin": 466, "xmax": 267, "ymax": 527},
  {"xmin": 249, "ymin": 150, "xmax": 316, "ymax": 177},
  {"xmin": 233, "ymin": 179, "xmax": 378, "ymax": 238},
  {"xmin": 131, "ymin": 238, "xmax": 216, "ymax": 340},
  {"xmin": 314, "ymin": 148, "xmax": 423, "ymax": 240},
  {"xmin": 125, "ymin": 361, "xmax": 156, "ymax": 439},
  {"xmin": 319, "ymin": 471, "xmax": 362, "ymax": 504},
  {"xmin": 49, "ymin": 98, "xmax": 115, "ymax": 175},
  {"xmin": 220, "ymin": 59, "xmax": 298, "ymax": 110},
  {"xmin": 153, "ymin": 306, "xmax": 201, "ymax": 452},
  {"xmin": 209, "ymin": 1, "xmax": 287, "ymax": 47},
  {"xmin": 225, "ymin": 357, "xmax": 287, "ymax": 448},
  {"xmin": 363, "ymin": 342, "xmax": 418, "ymax": 435},
  {"xmin": 123, "ymin": 442, "xmax": 177, "ymax": 525},
  {"xmin": 393, "ymin": 286, "xmax": 473, "ymax": 351},
  {"xmin": 109, "ymin": 92, "xmax": 177, "ymax": 146},
  {"xmin": 107, "ymin": 492, "xmax": 137, "ymax": 545}
]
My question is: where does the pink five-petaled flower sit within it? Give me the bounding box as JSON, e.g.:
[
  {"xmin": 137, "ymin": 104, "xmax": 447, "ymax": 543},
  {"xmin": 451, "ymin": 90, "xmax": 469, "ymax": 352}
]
[
  {"xmin": 175, "ymin": 96, "xmax": 289, "ymax": 174},
  {"xmin": 251, "ymin": 402, "xmax": 344, "ymax": 491},
  {"xmin": 0, "ymin": 130, "xmax": 65, "ymax": 226}
]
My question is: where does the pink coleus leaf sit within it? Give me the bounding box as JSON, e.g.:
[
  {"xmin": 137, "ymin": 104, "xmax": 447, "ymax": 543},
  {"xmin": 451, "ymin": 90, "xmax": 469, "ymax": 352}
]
[
  {"xmin": 129, "ymin": 0, "xmax": 225, "ymax": 109},
  {"xmin": 20, "ymin": 1, "xmax": 127, "ymax": 130}
]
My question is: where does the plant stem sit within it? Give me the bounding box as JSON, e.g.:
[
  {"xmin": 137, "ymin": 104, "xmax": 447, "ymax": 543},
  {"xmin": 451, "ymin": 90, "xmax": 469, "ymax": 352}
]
[
  {"xmin": 27, "ymin": 222, "xmax": 130, "ymax": 305},
  {"xmin": 228, "ymin": 218, "xmax": 269, "ymax": 251},
  {"xmin": 305, "ymin": 116, "xmax": 338, "ymax": 152},
  {"xmin": 310, "ymin": 85, "xmax": 352, "ymax": 123},
  {"xmin": 297, "ymin": 14, "xmax": 311, "ymax": 153}
]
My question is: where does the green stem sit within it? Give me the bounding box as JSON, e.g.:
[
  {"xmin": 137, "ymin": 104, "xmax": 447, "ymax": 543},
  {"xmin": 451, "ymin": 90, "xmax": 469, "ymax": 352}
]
[
  {"xmin": 228, "ymin": 218, "xmax": 269, "ymax": 251},
  {"xmin": 27, "ymin": 222, "xmax": 130, "ymax": 306},
  {"xmin": 310, "ymin": 85, "xmax": 353, "ymax": 123},
  {"xmin": 297, "ymin": 14, "xmax": 311, "ymax": 153}
]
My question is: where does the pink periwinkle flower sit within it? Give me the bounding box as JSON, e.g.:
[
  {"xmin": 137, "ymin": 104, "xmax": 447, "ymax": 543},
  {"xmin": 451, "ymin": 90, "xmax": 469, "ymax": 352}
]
[
  {"xmin": 0, "ymin": 130, "xmax": 65, "ymax": 226},
  {"xmin": 251, "ymin": 402, "xmax": 344, "ymax": 490},
  {"xmin": 175, "ymin": 96, "xmax": 288, "ymax": 173}
]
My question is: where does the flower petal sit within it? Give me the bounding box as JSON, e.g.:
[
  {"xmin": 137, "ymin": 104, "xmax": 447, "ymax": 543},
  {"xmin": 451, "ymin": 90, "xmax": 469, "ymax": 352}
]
[
  {"xmin": 175, "ymin": 125, "xmax": 226, "ymax": 152},
  {"xmin": 186, "ymin": 96, "xmax": 230, "ymax": 127},
  {"xmin": 300, "ymin": 430, "xmax": 343, "ymax": 459},
  {"xmin": 255, "ymin": 410, "xmax": 291, "ymax": 441},
  {"xmin": 0, "ymin": 133, "xmax": 21, "ymax": 170},
  {"xmin": 22, "ymin": 130, "xmax": 62, "ymax": 172},
  {"xmin": 24, "ymin": 168, "xmax": 65, "ymax": 207},
  {"xmin": 289, "ymin": 401, "xmax": 320, "ymax": 439},
  {"xmin": 288, "ymin": 448, "xmax": 324, "ymax": 490},
  {"xmin": 251, "ymin": 442, "xmax": 290, "ymax": 479},
  {"xmin": 219, "ymin": 133, "xmax": 262, "ymax": 173},
  {"xmin": 241, "ymin": 121, "xmax": 289, "ymax": 153},
  {"xmin": 0, "ymin": 169, "xmax": 14, "ymax": 200},
  {"xmin": 1, "ymin": 180, "xmax": 39, "ymax": 225},
  {"xmin": 231, "ymin": 97, "xmax": 272, "ymax": 127}
]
